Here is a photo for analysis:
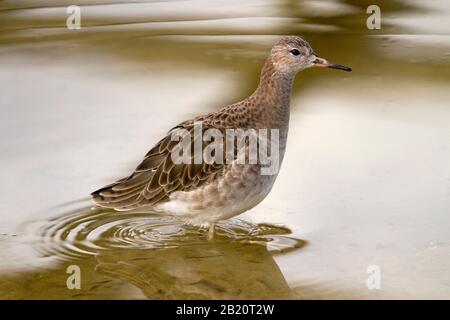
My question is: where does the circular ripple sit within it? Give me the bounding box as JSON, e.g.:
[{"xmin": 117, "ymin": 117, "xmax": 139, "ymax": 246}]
[{"xmin": 28, "ymin": 206, "xmax": 304, "ymax": 259}]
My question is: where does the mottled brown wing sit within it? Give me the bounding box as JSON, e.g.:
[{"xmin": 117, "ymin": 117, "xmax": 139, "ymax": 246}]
[{"xmin": 91, "ymin": 123, "xmax": 225, "ymax": 211}]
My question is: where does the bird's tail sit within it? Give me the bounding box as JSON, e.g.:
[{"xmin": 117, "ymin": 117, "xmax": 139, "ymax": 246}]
[{"xmin": 91, "ymin": 171, "xmax": 153, "ymax": 211}]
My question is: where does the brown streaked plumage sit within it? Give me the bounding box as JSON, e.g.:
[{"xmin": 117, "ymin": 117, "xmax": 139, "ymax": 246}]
[{"xmin": 91, "ymin": 36, "xmax": 351, "ymax": 239}]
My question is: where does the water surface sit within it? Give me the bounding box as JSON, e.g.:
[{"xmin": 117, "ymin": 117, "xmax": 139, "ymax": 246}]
[{"xmin": 0, "ymin": 0, "xmax": 449, "ymax": 299}]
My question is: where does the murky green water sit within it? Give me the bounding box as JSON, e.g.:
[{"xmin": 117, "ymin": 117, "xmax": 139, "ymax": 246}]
[{"xmin": 0, "ymin": 0, "xmax": 449, "ymax": 299}]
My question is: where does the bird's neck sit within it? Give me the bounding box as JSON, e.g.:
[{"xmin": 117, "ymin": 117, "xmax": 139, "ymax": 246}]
[{"xmin": 250, "ymin": 56, "xmax": 294, "ymax": 125}]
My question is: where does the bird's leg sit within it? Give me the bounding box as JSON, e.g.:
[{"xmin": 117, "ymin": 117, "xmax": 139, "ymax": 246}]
[{"xmin": 207, "ymin": 223, "xmax": 215, "ymax": 241}]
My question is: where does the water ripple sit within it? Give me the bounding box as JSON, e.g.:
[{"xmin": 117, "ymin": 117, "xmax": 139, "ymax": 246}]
[{"xmin": 29, "ymin": 206, "xmax": 304, "ymax": 260}]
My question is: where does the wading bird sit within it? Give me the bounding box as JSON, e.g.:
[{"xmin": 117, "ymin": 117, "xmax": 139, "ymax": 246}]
[{"xmin": 92, "ymin": 36, "xmax": 351, "ymax": 239}]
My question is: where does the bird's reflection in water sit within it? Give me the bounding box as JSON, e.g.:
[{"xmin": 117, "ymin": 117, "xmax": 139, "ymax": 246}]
[
  {"xmin": 95, "ymin": 239, "xmax": 295, "ymax": 299},
  {"xmin": 10, "ymin": 206, "xmax": 305, "ymax": 299}
]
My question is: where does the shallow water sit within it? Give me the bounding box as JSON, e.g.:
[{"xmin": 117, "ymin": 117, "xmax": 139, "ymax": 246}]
[
  {"xmin": 1, "ymin": 205, "xmax": 302, "ymax": 299},
  {"xmin": 0, "ymin": 0, "xmax": 449, "ymax": 299}
]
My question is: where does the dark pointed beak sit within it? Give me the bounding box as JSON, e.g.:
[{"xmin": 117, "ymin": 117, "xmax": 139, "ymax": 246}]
[{"xmin": 313, "ymin": 56, "xmax": 352, "ymax": 72}]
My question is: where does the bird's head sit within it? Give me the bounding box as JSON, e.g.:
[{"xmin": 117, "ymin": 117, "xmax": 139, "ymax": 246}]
[{"xmin": 269, "ymin": 36, "xmax": 352, "ymax": 75}]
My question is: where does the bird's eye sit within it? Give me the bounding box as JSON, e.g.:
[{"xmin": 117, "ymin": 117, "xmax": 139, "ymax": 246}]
[{"xmin": 289, "ymin": 49, "xmax": 300, "ymax": 56}]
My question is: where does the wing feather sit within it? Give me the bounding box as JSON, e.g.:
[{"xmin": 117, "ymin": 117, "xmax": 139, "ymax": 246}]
[{"xmin": 91, "ymin": 121, "xmax": 226, "ymax": 210}]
